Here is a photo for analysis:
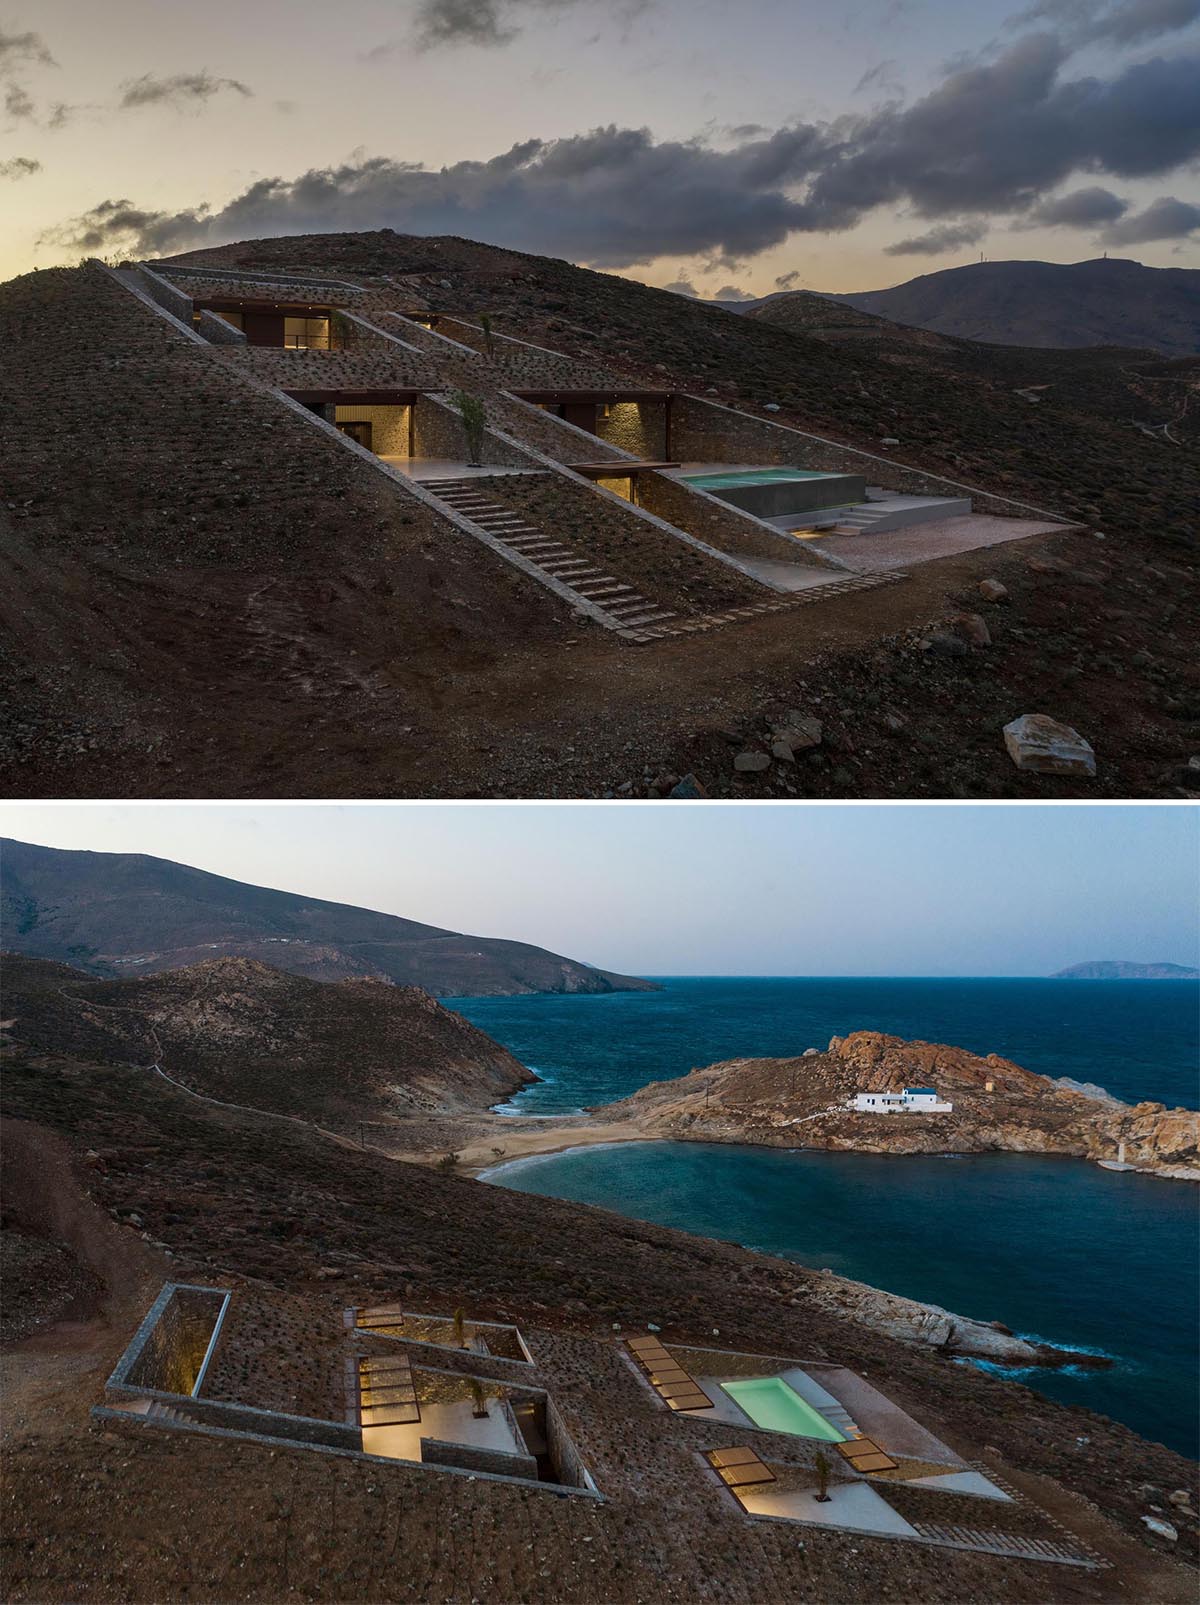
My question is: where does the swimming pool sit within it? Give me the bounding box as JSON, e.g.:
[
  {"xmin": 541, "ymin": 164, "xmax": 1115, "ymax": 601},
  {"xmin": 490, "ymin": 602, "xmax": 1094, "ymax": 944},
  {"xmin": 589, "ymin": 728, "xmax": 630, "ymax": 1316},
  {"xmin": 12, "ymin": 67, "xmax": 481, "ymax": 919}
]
[
  {"xmin": 683, "ymin": 468, "xmax": 834, "ymax": 490},
  {"xmin": 721, "ymin": 1376, "xmax": 847, "ymax": 1441}
]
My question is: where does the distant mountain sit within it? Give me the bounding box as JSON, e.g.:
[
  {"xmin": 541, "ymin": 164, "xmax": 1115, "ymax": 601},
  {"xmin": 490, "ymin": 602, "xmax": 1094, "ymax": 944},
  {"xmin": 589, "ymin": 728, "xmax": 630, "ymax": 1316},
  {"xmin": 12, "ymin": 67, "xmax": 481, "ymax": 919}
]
[
  {"xmin": 0, "ymin": 838, "xmax": 656, "ymax": 997},
  {"xmin": 1052, "ymin": 961, "xmax": 1199, "ymax": 980},
  {"xmin": 830, "ymin": 259, "xmax": 1200, "ymax": 357}
]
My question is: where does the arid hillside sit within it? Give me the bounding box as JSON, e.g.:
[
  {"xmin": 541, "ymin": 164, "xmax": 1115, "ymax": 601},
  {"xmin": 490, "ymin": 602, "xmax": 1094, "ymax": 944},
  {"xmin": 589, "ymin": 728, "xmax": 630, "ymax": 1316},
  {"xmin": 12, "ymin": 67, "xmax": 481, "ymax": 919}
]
[
  {"xmin": 1, "ymin": 952, "xmax": 533, "ymax": 1127},
  {"xmin": 607, "ymin": 1030, "xmax": 1199, "ymax": 1175},
  {"xmin": 0, "ymin": 836, "xmax": 654, "ymax": 995},
  {"xmin": 1, "ymin": 1003, "xmax": 1197, "ymax": 1602},
  {"xmin": 1, "ymin": 236, "xmax": 1196, "ymax": 801}
]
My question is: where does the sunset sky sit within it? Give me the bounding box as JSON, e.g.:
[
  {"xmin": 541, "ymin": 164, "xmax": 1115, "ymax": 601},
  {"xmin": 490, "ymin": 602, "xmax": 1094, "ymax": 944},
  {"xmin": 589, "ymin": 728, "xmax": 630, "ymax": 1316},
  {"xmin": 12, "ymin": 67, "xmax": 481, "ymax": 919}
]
[
  {"xmin": 3, "ymin": 804, "xmax": 1196, "ymax": 976},
  {"xmin": 2, "ymin": 0, "xmax": 1197, "ymax": 291}
]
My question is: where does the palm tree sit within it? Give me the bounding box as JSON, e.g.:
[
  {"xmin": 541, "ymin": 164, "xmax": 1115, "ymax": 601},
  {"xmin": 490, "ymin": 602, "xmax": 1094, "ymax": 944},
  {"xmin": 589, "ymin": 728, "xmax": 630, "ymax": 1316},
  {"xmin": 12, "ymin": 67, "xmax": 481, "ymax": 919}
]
[
  {"xmin": 814, "ymin": 1450, "xmax": 832, "ymax": 1502},
  {"xmin": 469, "ymin": 1376, "xmax": 490, "ymax": 1418},
  {"xmin": 453, "ymin": 1306, "xmax": 468, "ymax": 1349}
]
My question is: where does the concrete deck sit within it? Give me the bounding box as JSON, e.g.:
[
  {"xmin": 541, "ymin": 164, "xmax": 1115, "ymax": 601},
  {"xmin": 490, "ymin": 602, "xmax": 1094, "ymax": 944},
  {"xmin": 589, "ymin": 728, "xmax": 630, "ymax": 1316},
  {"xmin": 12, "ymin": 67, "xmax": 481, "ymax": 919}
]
[
  {"xmin": 812, "ymin": 514, "xmax": 1069, "ymax": 573},
  {"xmin": 361, "ymin": 1397, "xmax": 521, "ymax": 1463},
  {"xmin": 738, "ymin": 1478, "xmax": 921, "ymax": 1536},
  {"xmin": 806, "ymin": 1366, "xmax": 964, "ymax": 1465}
]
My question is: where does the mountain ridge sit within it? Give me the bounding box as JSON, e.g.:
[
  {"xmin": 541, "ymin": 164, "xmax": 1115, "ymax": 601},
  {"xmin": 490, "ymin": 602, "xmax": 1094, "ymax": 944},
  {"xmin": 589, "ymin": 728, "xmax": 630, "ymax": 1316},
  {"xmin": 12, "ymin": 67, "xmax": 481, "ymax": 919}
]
[
  {"xmin": 828, "ymin": 258, "xmax": 1199, "ymax": 357},
  {"xmin": 0, "ymin": 837, "xmax": 656, "ymax": 997}
]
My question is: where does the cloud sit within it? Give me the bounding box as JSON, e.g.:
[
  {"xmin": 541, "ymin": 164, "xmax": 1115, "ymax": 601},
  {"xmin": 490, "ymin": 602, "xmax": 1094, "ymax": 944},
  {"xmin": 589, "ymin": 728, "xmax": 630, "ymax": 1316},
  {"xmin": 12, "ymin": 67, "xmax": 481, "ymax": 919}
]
[
  {"xmin": 774, "ymin": 270, "xmax": 802, "ymax": 289},
  {"xmin": 412, "ymin": 0, "xmax": 649, "ymax": 49},
  {"xmin": 1102, "ymin": 194, "xmax": 1200, "ymax": 241},
  {"xmin": 0, "ymin": 27, "xmax": 55, "ymax": 72},
  {"xmin": 42, "ymin": 129, "xmax": 827, "ymax": 267},
  {"xmin": 662, "ymin": 279, "xmax": 699, "ymax": 296},
  {"xmin": 1027, "ymin": 184, "xmax": 1130, "ymax": 225},
  {"xmin": 0, "ymin": 154, "xmax": 39, "ymax": 179},
  {"xmin": 712, "ymin": 284, "xmax": 756, "ymax": 300},
  {"xmin": 42, "ymin": 35, "xmax": 1200, "ymax": 270},
  {"xmin": 1009, "ymin": 0, "xmax": 1200, "ymax": 47},
  {"xmin": 118, "ymin": 71, "xmax": 252, "ymax": 111},
  {"xmin": 884, "ymin": 220, "xmax": 989, "ymax": 255},
  {"xmin": 4, "ymin": 80, "xmax": 34, "ymax": 119},
  {"xmin": 853, "ymin": 59, "xmax": 904, "ymax": 97}
]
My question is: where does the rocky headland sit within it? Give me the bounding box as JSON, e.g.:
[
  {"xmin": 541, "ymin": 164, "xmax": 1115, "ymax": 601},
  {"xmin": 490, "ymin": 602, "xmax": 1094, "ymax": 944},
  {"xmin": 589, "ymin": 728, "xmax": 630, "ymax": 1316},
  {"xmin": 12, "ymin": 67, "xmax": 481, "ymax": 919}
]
[{"xmin": 600, "ymin": 1030, "xmax": 1199, "ymax": 1181}]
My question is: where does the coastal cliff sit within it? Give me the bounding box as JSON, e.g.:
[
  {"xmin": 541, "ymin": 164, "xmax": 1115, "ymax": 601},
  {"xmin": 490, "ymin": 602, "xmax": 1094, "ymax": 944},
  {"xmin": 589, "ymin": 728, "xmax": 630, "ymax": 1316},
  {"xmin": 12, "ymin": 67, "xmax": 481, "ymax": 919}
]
[{"xmin": 603, "ymin": 1030, "xmax": 1199, "ymax": 1180}]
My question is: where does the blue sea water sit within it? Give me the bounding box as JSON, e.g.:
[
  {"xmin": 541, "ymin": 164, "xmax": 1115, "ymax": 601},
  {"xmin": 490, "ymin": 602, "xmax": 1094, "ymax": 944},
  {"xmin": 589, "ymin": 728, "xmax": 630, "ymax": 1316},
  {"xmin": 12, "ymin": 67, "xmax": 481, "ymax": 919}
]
[{"xmin": 454, "ymin": 978, "xmax": 1199, "ymax": 1458}]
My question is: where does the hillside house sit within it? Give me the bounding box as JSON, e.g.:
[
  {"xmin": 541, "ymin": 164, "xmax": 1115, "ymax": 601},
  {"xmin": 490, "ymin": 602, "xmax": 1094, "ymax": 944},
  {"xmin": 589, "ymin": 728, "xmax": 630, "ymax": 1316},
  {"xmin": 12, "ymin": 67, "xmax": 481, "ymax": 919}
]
[{"xmin": 850, "ymin": 1087, "xmax": 954, "ymax": 1113}]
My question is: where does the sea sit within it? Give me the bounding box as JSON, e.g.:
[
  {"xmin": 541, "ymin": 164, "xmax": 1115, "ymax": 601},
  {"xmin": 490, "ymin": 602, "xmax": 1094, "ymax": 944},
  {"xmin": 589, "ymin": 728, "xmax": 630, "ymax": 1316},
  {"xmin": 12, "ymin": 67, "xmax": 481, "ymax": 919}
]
[{"xmin": 453, "ymin": 978, "xmax": 1200, "ymax": 1458}]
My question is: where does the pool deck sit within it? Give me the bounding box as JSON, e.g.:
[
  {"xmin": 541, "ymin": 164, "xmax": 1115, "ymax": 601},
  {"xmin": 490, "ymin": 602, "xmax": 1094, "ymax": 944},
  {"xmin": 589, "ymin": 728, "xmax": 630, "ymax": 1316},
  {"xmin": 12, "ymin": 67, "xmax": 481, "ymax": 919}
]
[{"xmin": 814, "ymin": 513, "xmax": 1071, "ymax": 573}]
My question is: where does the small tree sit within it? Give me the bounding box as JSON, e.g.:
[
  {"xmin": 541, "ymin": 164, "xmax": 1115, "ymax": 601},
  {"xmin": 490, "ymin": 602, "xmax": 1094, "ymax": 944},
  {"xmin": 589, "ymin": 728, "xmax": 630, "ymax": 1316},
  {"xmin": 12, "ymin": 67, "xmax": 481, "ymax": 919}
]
[
  {"xmin": 453, "ymin": 1306, "xmax": 468, "ymax": 1349},
  {"xmin": 480, "ymin": 314, "xmax": 495, "ymax": 358},
  {"xmin": 468, "ymin": 1376, "xmax": 490, "ymax": 1418},
  {"xmin": 491, "ymin": 1146, "xmax": 506, "ymax": 1158},
  {"xmin": 814, "ymin": 1450, "xmax": 832, "ymax": 1502},
  {"xmin": 451, "ymin": 390, "xmax": 487, "ymax": 467},
  {"xmin": 437, "ymin": 1151, "xmax": 460, "ymax": 1173}
]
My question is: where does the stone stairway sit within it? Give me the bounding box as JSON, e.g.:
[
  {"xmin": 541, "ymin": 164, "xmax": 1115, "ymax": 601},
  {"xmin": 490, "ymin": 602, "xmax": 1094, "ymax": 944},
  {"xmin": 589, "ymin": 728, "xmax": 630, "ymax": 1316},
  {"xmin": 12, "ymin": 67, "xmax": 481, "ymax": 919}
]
[
  {"xmin": 419, "ymin": 476, "xmax": 679, "ymax": 639},
  {"xmin": 912, "ymin": 1521, "xmax": 1097, "ymax": 1567},
  {"xmin": 146, "ymin": 1401, "xmax": 198, "ymax": 1427}
]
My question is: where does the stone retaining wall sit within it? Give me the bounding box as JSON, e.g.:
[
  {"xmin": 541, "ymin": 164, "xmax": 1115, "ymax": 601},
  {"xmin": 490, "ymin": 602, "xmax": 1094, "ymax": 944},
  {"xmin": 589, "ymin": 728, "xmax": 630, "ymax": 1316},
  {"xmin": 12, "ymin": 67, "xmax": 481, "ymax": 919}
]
[
  {"xmin": 134, "ymin": 265, "xmax": 195, "ymax": 324},
  {"xmin": 109, "ymin": 1283, "xmax": 229, "ymax": 1397},
  {"xmin": 489, "ymin": 392, "xmax": 632, "ymax": 464},
  {"xmin": 197, "ymin": 308, "xmax": 248, "ymax": 346},
  {"xmin": 420, "ymin": 1435, "xmax": 540, "ymax": 1481},
  {"xmin": 546, "ymin": 1396, "xmax": 594, "ymax": 1490}
]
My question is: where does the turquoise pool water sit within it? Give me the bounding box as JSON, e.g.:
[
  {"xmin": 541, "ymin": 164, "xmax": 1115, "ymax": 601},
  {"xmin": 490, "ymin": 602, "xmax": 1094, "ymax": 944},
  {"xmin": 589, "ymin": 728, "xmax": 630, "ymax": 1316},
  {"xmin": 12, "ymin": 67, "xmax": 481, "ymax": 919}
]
[
  {"xmin": 721, "ymin": 1376, "xmax": 846, "ymax": 1441},
  {"xmin": 683, "ymin": 468, "xmax": 833, "ymax": 489}
]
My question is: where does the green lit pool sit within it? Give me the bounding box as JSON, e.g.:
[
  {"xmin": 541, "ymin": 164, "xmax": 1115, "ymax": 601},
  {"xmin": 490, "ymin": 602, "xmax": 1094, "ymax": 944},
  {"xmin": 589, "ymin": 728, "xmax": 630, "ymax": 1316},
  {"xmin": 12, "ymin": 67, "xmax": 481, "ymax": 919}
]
[
  {"xmin": 683, "ymin": 468, "xmax": 833, "ymax": 490},
  {"xmin": 721, "ymin": 1376, "xmax": 847, "ymax": 1441}
]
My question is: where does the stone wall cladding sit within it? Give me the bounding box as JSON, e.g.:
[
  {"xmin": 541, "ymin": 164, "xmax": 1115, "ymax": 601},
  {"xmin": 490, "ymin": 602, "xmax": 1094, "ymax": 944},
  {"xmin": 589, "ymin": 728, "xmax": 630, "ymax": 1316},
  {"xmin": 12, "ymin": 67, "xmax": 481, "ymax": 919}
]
[
  {"xmin": 598, "ymin": 401, "xmax": 667, "ymax": 459},
  {"xmin": 488, "ymin": 393, "xmax": 632, "ymax": 465},
  {"xmin": 414, "ymin": 394, "xmax": 534, "ymax": 468},
  {"xmin": 156, "ymin": 272, "xmax": 367, "ymax": 305},
  {"xmin": 545, "ymin": 1395, "xmax": 593, "ymax": 1490},
  {"xmin": 333, "ymin": 404, "xmax": 411, "ymax": 456},
  {"xmin": 671, "ymin": 394, "xmax": 1073, "ymax": 522},
  {"xmin": 197, "ymin": 308, "xmax": 248, "ymax": 346},
  {"xmin": 420, "ymin": 1436, "xmax": 540, "ymax": 1480},
  {"xmin": 135, "ymin": 265, "xmax": 195, "ymax": 324},
  {"xmin": 109, "ymin": 1283, "xmax": 228, "ymax": 1397},
  {"xmin": 468, "ymin": 473, "xmax": 767, "ymax": 614},
  {"xmin": 637, "ymin": 472, "xmax": 839, "ymax": 569}
]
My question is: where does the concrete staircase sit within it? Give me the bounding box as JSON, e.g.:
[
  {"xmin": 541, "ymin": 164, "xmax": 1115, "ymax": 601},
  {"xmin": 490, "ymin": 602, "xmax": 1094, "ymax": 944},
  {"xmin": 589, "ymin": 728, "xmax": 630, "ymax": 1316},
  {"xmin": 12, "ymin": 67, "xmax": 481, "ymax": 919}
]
[
  {"xmin": 826, "ymin": 493, "xmax": 972, "ymax": 536},
  {"xmin": 912, "ymin": 1521, "xmax": 1097, "ymax": 1567},
  {"xmin": 146, "ymin": 1401, "xmax": 199, "ymax": 1427},
  {"xmin": 420, "ymin": 476, "xmax": 679, "ymax": 639}
]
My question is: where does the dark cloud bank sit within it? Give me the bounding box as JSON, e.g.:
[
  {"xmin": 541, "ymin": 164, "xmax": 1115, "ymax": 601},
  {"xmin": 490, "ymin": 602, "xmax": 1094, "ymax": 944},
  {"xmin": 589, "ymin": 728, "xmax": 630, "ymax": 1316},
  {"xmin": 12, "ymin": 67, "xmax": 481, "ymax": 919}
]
[{"xmin": 42, "ymin": 13, "xmax": 1200, "ymax": 268}]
